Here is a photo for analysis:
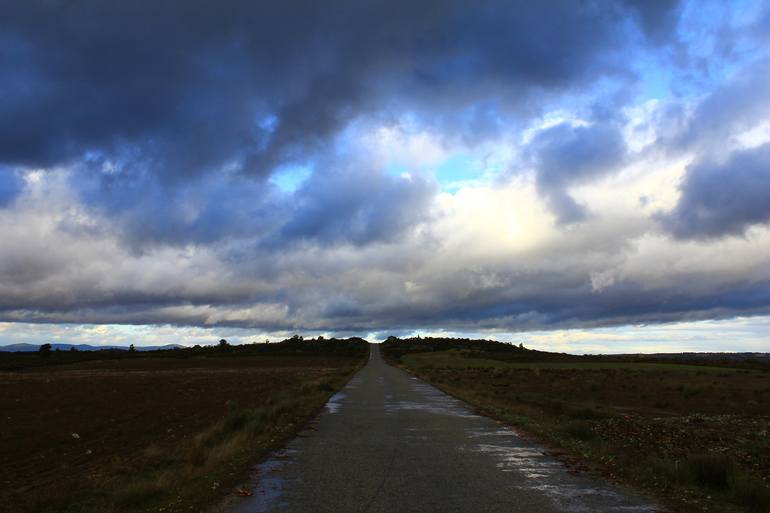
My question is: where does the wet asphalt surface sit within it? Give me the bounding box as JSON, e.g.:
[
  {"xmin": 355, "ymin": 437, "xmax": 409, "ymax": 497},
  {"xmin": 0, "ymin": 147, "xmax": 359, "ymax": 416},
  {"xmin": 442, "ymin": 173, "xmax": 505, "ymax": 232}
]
[{"xmin": 227, "ymin": 345, "xmax": 660, "ymax": 513}]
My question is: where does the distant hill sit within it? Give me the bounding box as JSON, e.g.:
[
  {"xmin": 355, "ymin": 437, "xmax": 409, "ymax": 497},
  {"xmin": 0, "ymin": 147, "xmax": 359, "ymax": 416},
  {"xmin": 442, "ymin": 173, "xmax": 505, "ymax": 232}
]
[{"xmin": 0, "ymin": 343, "xmax": 184, "ymax": 352}]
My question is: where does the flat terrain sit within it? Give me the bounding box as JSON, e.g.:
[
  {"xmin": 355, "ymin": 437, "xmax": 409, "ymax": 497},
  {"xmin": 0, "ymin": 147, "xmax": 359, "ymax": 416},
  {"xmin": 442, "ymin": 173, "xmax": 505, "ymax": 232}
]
[
  {"xmin": 0, "ymin": 343, "xmax": 367, "ymax": 513},
  {"xmin": 392, "ymin": 346, "xmax": 770, "ymax": 513},
  {"xmin": 224, "ymin": 345, "xmax": 660, "ymax": 513}
]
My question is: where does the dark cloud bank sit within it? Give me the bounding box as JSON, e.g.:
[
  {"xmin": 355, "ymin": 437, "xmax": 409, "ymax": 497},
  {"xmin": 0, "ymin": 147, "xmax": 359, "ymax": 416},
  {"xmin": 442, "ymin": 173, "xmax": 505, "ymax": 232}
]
[
  {"xmin": 662, "ymin": 143, "xmax": 770, "ymax": 239},
  {"xmin": 528, "ymin": 121, "xmax": 628, "ymax": 224},
  {"xmin": 2, "ymin": 0, "xmax": 770, "ymax": 335}
]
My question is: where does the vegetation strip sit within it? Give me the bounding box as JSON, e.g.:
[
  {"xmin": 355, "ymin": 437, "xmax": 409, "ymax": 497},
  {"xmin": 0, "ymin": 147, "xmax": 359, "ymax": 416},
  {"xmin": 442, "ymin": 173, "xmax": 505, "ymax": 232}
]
[{"xmin": 381, "ymin": 337, "xmax": 770, "ymax": 513}]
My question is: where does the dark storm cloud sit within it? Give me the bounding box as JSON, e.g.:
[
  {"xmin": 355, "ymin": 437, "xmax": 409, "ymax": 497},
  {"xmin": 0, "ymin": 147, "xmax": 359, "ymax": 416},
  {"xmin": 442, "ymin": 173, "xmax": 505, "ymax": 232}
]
[
  {"xmin": 72, "ymin": 157, "xmax": 285, "ymax": 247},
  {"xmin": 661, "ymin": 142, "xmax": 770, "ymax": 239},
  {"xmin": 0, "ymin": 0, "xmax": 682, "ymax": 248},
  {"xmin": 657, "ymin": 58, "xmax": 770, "ymax": 157},
  {"xmin": 624, "ymin": 0, "xmax": 682, "ymax": 42},
  {"xmin": 308, "ymin": 267, "xmax": 770, "ymax": 333},
  {"xmin": 0, "ymin": 0, "xmax": 678, "ymax": 173},
  {"xmin": 528, "ymin": 122, "xmax": 627, "ymax": 223}
]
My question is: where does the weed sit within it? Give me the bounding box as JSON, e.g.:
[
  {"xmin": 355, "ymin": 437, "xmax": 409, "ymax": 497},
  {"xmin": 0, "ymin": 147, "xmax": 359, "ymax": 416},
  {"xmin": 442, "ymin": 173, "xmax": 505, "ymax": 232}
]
[
  {"xmin": 688, "ymin": 454, "xmax": 735, "ymax": 489},
  {"xmin": 561, "ymin": 420, "xmax": 595, "ymax": 441}
]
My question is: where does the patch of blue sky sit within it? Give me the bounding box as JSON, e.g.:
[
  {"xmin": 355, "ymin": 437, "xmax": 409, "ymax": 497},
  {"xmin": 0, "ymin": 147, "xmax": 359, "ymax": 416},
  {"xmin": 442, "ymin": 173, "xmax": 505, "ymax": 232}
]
[
  {"xmin": 271, "ymin": 164, "xmax": 312, "ymax": 193},
  {"xmin": 385, "ymin": 161, "xmax": 410, "ymax": 178},
  {"xmin": 437, "ymin": 153, "xmax": 477, "ymax": 182},
  {"xmin": 434, "ymin": 153, "xmax": 497, "ymax": 191},
  {"xmin": 634, "ymin": 53, "xmax": 673, "ymax": 101},
  {"xmin": 611, "ymin": 0, "xmax": 767, "ymax": 107},
  {"xmin": 675, "ymin": 0, "xmax": 766, "ymax": 89},
  {"xmin": 383, "ymin": 151, "xmax": 496, "ymax": 191}
]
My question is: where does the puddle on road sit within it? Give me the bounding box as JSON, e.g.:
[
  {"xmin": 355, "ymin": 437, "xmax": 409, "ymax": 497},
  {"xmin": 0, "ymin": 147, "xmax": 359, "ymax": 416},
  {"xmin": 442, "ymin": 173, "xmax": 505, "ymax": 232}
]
[
  {"xmin": 384, "ymin": 380, "xmax": 481, "ymax": 418},
  {"xmin": 466, "ymin": 427, "xmax": 520, "ymax": 438},
  {"xmin": 467, "ymin": 430, "xmax": 657, "ymax": 513},
  {"xmin": 227, "ymin": 448, "xmax": 297, "ymax": 513},
  {"xmin": 228, "ymin": 386, "xmax": 353, "ymax": 512},
  {"xmin": 324, "ymin": 391, "xmax": 346, "ymax": 414}
]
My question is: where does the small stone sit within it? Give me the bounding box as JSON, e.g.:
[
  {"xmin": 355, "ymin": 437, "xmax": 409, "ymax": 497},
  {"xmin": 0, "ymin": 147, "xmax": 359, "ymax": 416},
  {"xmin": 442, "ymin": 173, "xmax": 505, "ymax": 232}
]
[{"xmin": 71, "ymin": 433, "xmax": 80, "ymax": 439}]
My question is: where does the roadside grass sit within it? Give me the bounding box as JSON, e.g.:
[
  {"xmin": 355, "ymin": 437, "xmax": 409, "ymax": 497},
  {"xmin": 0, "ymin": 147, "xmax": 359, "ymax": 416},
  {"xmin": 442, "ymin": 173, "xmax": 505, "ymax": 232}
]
[
  {"xmin": 648, "ymin": 456, "xmax": 770, "ymax": 513},
  {"xmin": 390, "ymin": 348, "xmax": 770, "ymax": 513},
  {"xmin": 404, "ymin": 349, "xmax": 741, "ymax": 372},
  {"xmin": 107, "ymin": 389, "xmax": 333, "ymax": 513}
]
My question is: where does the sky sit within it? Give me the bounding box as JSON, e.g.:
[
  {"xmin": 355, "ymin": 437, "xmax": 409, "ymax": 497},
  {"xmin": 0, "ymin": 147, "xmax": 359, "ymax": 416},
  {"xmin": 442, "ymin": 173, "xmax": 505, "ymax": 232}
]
[{"xmin": 1, "ymin": 0, "xmax": 769, "ymax": 352}]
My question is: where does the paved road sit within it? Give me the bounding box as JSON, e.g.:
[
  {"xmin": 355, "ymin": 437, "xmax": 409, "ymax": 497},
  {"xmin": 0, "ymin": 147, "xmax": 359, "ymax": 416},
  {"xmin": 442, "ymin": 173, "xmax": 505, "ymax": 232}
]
[{"xmin": 227, "ymin": 345, "xmax": 660, "ymax": 513}]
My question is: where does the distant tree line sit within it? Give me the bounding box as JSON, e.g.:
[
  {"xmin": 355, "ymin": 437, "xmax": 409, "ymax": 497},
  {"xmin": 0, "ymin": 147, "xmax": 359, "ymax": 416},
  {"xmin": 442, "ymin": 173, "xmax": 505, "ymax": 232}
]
[
  {"xmin": 0, "ymin": 336, "xmax": 369, "ymax": 372},
  {"xmin": 380, "ymin": 335, "xmax": 569, "ymax": 364}
]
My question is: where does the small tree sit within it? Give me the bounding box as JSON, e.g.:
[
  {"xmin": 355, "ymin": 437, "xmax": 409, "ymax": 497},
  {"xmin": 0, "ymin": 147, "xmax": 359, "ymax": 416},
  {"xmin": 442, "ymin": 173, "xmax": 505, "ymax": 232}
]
[
  {"xmin": 218, "ymin": 339, "xmax": 229, "ymax": 348},
  {"xmin": 39, "ymin": 343, "xmax": 52, "ymax": 357},
  {"xmin": 128, "ymin": 344, "xmax": 135, "ymax": 352}
]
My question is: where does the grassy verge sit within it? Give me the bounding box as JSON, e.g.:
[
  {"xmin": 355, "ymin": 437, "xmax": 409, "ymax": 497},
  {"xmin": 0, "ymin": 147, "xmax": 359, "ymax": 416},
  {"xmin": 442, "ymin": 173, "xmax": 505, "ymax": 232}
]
[
  {"xmin": 103, "ymin": 372, "xmax": 358, "ymax": 513},
  {"xmin": 383, "ymin": 341, "xmax": 770, "ymax": 513},
  {"xmin": 2, "ymin": 338, "xmax": 369, "ymax": 513}
]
